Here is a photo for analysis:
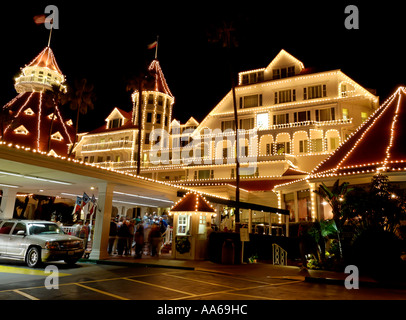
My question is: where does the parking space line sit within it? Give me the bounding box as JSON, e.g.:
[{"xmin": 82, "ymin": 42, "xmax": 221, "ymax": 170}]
[
  {"xmin": 123, "ymin": 277, "xmax": 196, "ymax": 297},
  {"xmin": 194, "ymin": 270, "xmax": 271, "ymax": 285},
  {"xmin": 13, "ymin": 289, "xmax": 39, "ymax": 300},
  {"xmin": 166, "ymin": 273, "xmax": 238, "ymax": 289},
  {"xmin": 74, "ymin": 283, "xmax": 130, "ymax": 300}
]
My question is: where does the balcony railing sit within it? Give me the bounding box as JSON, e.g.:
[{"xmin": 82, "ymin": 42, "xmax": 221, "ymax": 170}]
[{"xmin": 82, "ymin": 140, "xmax": 133, "ymax": 152}]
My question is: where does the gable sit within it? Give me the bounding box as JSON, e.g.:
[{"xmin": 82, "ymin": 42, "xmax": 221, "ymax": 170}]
[{"xmin": 264, "ymin": 49, "xmax": 304, "ymax": 79}]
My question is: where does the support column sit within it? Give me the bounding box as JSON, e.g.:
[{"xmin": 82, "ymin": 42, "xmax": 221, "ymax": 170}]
[
  {"xmin": 248, "ymin": 209, "xmax": 252, "ymax": 234},
  {"xmin": 0, "ymin": 188, "xmax": 18, "ymax": 219},
  {"xmin": 89, "ymin": 182, "xmax": 114, "ymax": 260}
]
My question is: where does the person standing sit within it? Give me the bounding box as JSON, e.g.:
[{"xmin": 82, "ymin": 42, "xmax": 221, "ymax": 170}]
[
  {"xmin": 108, "ymin": 218, "xmax": 117, "ymax": 255},
  {"xmin": 134, "ymin": 222, "xmax": 144, "ymax": 259}
]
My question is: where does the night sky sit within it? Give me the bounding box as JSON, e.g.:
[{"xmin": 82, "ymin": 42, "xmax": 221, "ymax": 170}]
[{"xmin": 0, "ymin": 1, "xmax": 404, "ymax": 132}]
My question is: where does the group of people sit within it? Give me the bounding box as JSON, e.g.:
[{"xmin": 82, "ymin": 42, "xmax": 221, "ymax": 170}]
[
  {"xmin": 108, "ymin": 214, "xmax": 169, "ymax": 258},
  {"xmin": 71, "ymin": 220, "xmax": 91, "ymax": 250}
]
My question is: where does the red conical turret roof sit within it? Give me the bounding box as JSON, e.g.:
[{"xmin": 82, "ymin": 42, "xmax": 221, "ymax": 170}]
[
  {"xmin": 146, "ymin": 60, "xmax": 173, "ymax": 97},
  {"xmin": 26, "ymin": 46, "xmax": 63, "ymax": 74}
]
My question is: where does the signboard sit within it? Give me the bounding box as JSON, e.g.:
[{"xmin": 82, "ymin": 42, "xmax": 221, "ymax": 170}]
[{"xmin": 240, "ymin": 227, "xmax": 250, "ymax": 242}]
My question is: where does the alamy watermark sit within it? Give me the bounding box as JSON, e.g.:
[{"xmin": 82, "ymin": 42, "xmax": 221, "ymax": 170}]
[
  {"xmin": 344, "ymin": 5, "xmax": 359, "ymax": 29},
  {"xmin": 148, "ymin": 128, "xmax": 259, "ymax": 172}
]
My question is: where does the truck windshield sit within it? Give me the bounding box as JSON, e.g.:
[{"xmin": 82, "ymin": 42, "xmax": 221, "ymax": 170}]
[{"xmin": 28, "ymin": 223, "xmax": 64, "ymax": 235}]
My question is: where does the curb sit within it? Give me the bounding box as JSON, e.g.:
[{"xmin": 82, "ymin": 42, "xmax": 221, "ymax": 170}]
[{"xmin": 79, "ymin": 258, "xmax": 195, "ymax": 271}]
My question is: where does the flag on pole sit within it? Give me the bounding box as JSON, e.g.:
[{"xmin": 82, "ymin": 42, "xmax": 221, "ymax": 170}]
[
  {"xmin": 82, "ymin": 192, "xmax": 91, "ymax": 207},
  {"xmin": 89, "ymin": 195, "xmax": 97, "ymax": 216},
  {"xmin": 72, "ymin": 196, "xmax": 82, "ymax": 216},
  {"xmin": 147, "ymin": 41, "xmax": 158, "ymax": 49},
  {"xmin": 33, "ymin": 14, "xmax": 53, "ymax": 25}
]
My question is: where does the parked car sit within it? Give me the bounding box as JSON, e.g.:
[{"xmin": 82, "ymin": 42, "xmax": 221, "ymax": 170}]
[{"xmin": 0, "ymin": 219, "xmax": 84, "ymax": 267}]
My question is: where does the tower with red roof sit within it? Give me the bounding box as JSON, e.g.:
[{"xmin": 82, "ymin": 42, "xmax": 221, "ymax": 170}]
[{"xmin": 1, "ymin": 46, "xmax": 75, "ymax": 156}]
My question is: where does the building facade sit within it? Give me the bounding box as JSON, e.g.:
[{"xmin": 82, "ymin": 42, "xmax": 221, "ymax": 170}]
[{"xmin": 74, "ymin": 50, "xmax": 379, "ymax": 226}]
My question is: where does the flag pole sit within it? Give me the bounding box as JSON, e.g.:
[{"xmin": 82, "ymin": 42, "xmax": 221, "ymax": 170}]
[
  {"xmin": 47, "ymin": 25, "xmax": 53, "ymax": 47},
  {"xmin": 47, "ymin": 14, "xmax": 54, "ymax": 47},
  {"xmin": 155, "ymin": 35, "xmax": 159, "ymax": 59}
]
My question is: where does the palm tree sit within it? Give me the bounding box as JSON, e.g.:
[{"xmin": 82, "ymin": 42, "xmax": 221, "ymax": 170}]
[
  {"xmin": 313, "ymin": 179, "xmax": 353, "ymax": 258},
  {"xmin": 207, "ymin": 19, "xmax": 241, "ymax": 228},
  {"xmin": 65, "ymin": 79, "xmax": 96, "ymax": 156}
]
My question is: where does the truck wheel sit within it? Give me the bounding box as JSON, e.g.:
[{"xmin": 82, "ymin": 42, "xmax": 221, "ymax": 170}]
[{"xmin": 26, "ymin": 247, "xmax": 42, "ymax": 268}]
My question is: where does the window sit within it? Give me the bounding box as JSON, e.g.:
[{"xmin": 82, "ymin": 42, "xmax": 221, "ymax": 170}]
[
  {"xmin": 177, "ymin": 214, "xmax": 190, "ymax": 236},
  {"xmin": 115, "ymin": 155, "xmax": 121, "ymax": 162},
  {"xmin": 239, "ymin": 118, "xmax": 254, "ymax": 130},
  {"xmin": 156, "ymin": 113, "xmax": 161, "ymax": 124},
  {"xmin": 273, "ymin": 66, "xmax": 295, "ymax": 79},
  {"xmin": 361, "ymin": 112, "xmax": 368, "ymax": 122},
  {"xmin": 273, "ymin": 113, "xmax": 289, "ymax": 125},
  {"xmin": 109, "ymin": 118, "xmax": 122, "ymax": 129},
  {"xmin": 97, "ymin": 156, "xmax": 103, "ymax": 162},
  {"xmin": 330, "ymin": 137, "xmax": 339, "ymax": 150},
  {"xmin": 146, "ymin": 113, "xmax": 152, "ymax": 123},
  {"xmin": 198, "ymin": 214, "xmax": 207, "ymax": 234},
  {"xmin": 294, "ymin": 110, "xmax": 311, "ymax": 122},
  {"xmin": 11, "ymin": 223, "xmax": 25, "ymax": 235},
  {"xmin": 198, "ymin": 170, "xmax": 210, "ymax": 179},
  {"xmin": 316, "ymin": 108, "xmax": 335, "ymax": 121},
  {"xmin": 276, "ymin": 142, "xmax": 290, "ymax": 154},
  {"xmin": 0, "ymin": 222, "xmax": 15, "ymax": 234},
  {"xmin": 256, "ymin": 113, "xmax": 269, "ymax": 129},
  {"xmin": 221, "ymin": 120, "xmax": 235, "ymax": 131},
  {"xmin": 157, "ymin": 96, "xmax": 164, "ymax": 106},
  {"xmin": 241, "ymin": 71, "xmax": 264, "ymax": 85},
  {"xmin": 343, "ymin": 108, "xmax": 349, "ymax": 120},
  {"xmin": 231, "ymin": 168, "xmax": 235, "ymax": 178},
  {"xmin": 287, "ymin": 66, "xmax": 295, "ymax": 77},
  {"xmin": 272, "ymin": 69, "xmax": 280, "ymax": 79},
  {"xmin": 299, "ymin": 140, "xmax": 309, "ymax": 153},
  {"xmin": 310, "ymin": 139, "xmax": 323, "ymax": 152},
  {"xmin": 242, "ymin": 94, "xmax": 262, "ymax": 108},
  {"xmin": 305, "ymin": 85, "xmax": 327, "ymax": 100},
  {"xmin": 275, "ymin": 89, "xmax": 296, "ymax": 104},
  {"xmin": 147, "ymin": 94, "xmax": 154, "ymax": 105}
]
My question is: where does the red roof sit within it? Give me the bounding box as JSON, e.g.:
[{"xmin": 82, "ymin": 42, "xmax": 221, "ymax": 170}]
[
  {"xmin": 312, "ymin": 87, "xmax": 406, "ymax": 177},
  {"xmin": 26, "ymin": 47, "xmax": 62, "ymax": 74},
  {"xmin": 145, "ymin": 60, "xmax": 173, "ymax": 97},
  {"xmin": 2, "ymin": 92, "xmax": 75, "ymax": 156},
  {"xmin": 170, "ymin": 192, "xmax": 215, "ymax": 212}
]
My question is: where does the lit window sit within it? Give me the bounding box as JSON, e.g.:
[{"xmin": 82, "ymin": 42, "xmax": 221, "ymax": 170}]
[
  {"xmin": 256, "ymin": 113, "xmax": 269, "ymax": 129},
  {"xmin": 14, "ymin": 125, "xmax": 29, "ymax": 135}
]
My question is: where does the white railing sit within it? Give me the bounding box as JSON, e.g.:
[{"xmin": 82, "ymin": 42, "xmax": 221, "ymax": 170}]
[
  {"xmin": 272, "ymin": 243, "xmax": 287, "ymax": 266},
  {"xmin": 62, "ymin": 226, "xmax": 76, "ymax": 235}
]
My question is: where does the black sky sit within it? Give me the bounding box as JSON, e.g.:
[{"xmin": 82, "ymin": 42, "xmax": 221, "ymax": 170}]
[{"xmin": 0, "ymin": 1, "xmax": 404, "ymax": 132}]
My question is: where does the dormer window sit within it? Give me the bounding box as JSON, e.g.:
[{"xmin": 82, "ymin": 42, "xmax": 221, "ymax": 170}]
[
  {"xmin": 51, "ymin": 131, "xmax": 64, "ymax": 141},
  {"xmin": 14, "ymin": 125, "xmax": 29, "ymax": 135},
  {"xmin": 241, "ymin": 71, "xmax": 264, "ymax": 85},
  {"xmin": 24, "ymin": 108, "xmax": 35, "ymax": 116},
  {"xmin": 272, "ymin": 65, "xmax": 295, "ymax": 80},
  {"xmin": 108, "ymin": 118, "xmax": 123, "ymax": 129}
]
